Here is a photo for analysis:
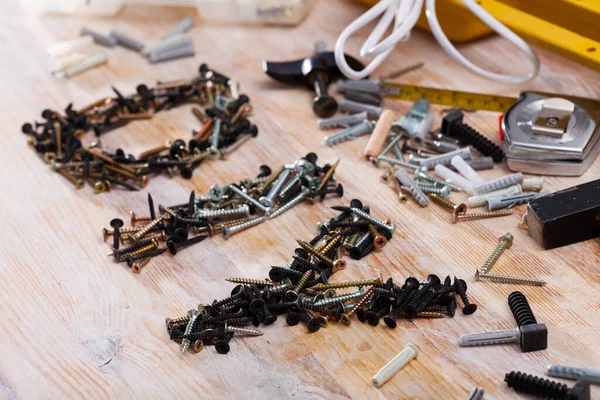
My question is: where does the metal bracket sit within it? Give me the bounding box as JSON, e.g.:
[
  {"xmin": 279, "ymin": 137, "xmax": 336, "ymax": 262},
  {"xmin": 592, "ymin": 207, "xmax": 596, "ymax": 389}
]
[{"xmin": 532, "ymin": 97, "xmax": 575, "ymax": 137}]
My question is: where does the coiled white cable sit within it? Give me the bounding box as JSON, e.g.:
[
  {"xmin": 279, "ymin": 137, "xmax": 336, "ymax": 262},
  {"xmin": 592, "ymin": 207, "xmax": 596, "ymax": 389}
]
[{"xmin": 335, "ymin": 0, "xmax": 540, "ymax": 83}]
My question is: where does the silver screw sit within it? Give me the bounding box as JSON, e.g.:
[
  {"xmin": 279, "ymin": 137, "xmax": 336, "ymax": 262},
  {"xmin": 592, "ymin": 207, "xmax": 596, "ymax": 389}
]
[
  {"xmin": 260, "ymin": 168, "xmax": 291, "ymax": 208},
  {"xmin": 414, "ymin": 168, "xmax": 461, "ymax": 192},
  {"xmin": 415, "ymin": 182, "xmax": 451, "ymax": 197},
  {"xmin": 371, "ymin": 155, "xmax": 419, "ymax": 171},
  {"xmin": 375, "ymin": 133, "xmax": 404, "ymax": 159},
  {"xmin": 269, "ymin": 187, "xmax": 311, "ymax": 219},
  {"xmin": 222, "ymin": 215, "xmax": 268, "ymax": 239},
  {"xmin": 475, "ymin": 270, "xmax": 546, "ymax": 286},
  {"xmin": 210, "ymin": 119, "xmax": 222, "ymax": 153},
  {"xmin": 348, "ymin": 207, "xmax": 395, "ymax": 232},
  {"xmin": 196, "ymin": 204, "xmax": 250, "ymax": 220},
  {"xmin": 228, "ymin": 185, "xmax": 270, "ymax": 214},
  {"xmin": 181, "ymin": 309, "xmax": 200, "ymax": 354},
  {"xmin": 224, "ymin": 324, "xmax": 263, "ymax": 337}
]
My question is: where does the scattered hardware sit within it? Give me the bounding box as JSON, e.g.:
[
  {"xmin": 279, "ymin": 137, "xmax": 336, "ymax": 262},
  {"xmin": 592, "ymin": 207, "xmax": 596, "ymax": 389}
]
[
  {"xmin": 104, "ymin": 155, "xmax": 343, "ymax": 272},
  {"xmin": 22, "ymin": 64, "xmax": 257, "ymax": 192},
  {"xmin": 263, "ymin": 44, "xmax": 365, "ymax": 117},
  {"xmin": 524, "ymin": 178, "xmax": 600, "ymax": 249},
  {"xmin": 165, "ymin": 203, "xmax": 478, "ymax": 355},
  {"xmin": 504, "ymin": 372, "xmax": 590, "ymax": 400},
  {"xmin": 460, "ymin": 291, "xmax": 547, "ymax": 353},
  {"xmin": 371, "ymin": 343, "xmax": 418, "ymax": 388},
  {"xmin": 49, "ymin": 17, "xmax": 196, "ymax": 78},
  {"xmin": 547, "ymin": 365, "xmax": 600, "ymax": 384}
]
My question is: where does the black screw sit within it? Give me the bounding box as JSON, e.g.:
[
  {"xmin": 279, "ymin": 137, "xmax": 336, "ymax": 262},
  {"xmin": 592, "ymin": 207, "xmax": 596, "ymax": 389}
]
[
  {"xmin": 454, "ymin": 278, "xmax": 478, "ymax": 315},
  {"xmin": 311, "ymin": 71, "xmax": 337, "ymax": 118},
  {"xmin": 110, "ymin": 218, "xmax": 124, "ymax": 250},
  {"xmin": 167, "ymin": 235, "xmax": 208, "ymax": 255},
  {"xmin": 148, "ymin": 193, "xmax": 156, "ymax": 220},
  {"xmin": 366, "ymin": 296, "xmax": 391, "ymax": 326},
  {"xmin": 257, "ymin": 165, "xmax": 271, "ymax": 178}
]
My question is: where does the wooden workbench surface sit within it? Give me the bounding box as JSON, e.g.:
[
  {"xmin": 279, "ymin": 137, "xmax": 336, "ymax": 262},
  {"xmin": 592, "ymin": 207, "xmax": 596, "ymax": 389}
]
[{"xmin": 1, "ymin": 1, "xmax": 599, "ymax": 398}]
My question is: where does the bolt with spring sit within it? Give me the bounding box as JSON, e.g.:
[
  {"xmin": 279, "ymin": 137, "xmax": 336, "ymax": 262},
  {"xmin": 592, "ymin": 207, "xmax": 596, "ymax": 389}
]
[
  {"xmin": 481, "ymin": 233, "xmax": 513, "ymax": 274},
  {"xmin": 453, "ymin": 209, "xmax": 511, "ymax": 223},
  {"xmin": 475, "ymin": 270, "xmax": 546, "ymax": 286}
]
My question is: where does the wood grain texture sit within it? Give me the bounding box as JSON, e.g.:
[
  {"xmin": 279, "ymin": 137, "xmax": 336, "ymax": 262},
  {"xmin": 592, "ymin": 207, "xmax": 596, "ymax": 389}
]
[{"xmin": 1, "ymin": 0, "xmax": 600, "ymax": 399}]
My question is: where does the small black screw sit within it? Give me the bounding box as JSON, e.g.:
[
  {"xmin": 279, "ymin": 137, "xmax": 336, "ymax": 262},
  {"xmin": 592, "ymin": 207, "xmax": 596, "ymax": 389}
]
[
  {"xmin": 455, "ymin": 278, "xmax": 478, "ymax": 315},
  {"xmin": 110, "ymin": 218, "xmax": 124, "ymax": 250}
]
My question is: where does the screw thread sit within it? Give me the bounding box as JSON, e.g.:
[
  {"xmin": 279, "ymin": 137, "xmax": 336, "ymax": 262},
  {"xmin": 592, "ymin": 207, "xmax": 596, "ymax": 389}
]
[
  {"xmin": 455, "ymin": 210, "xmax": 512, "ymax": 222},
  {"xmin": 224, "ymin": 278, "xmax": 275, "ymax": 286},
  {"xmin": 225, "ymin": 326, "xmax": 263, "ymax": 336},
  {"xmin": 508, "ymin": 291, "xmax": 538, "ymax": 326},
  {"xmin": 349, "ymin": 207, "xmax": 393, "ymax": 231},
  {"xmin": 258, "ymin": 166, "xmax": 284, "ymax": 194},
  {"xmin": 315, "ymin": 289, "xmax": 366, "ymax": 307},
  {"xmin": 132, "ymin": 216, "xmax": 164, "ymax": 240},
  {"xmin": 113, "ymin": 238, "xmax": 154, "ymax": 260},
  {"xmin": 292, "ymin": 256, "xmax": 323, "ymax": 274},
  {"xmin": 222, "ymin": 215, "xmax": 268, "ymax": 238},
  {"xmin": 278, "ymin": 175, "xmax": 302, "ymax": 200},
  {"xmin": 376, "ymin": 155, "xmax": 419, "ymax": 171},
  {"xmin": 181, "ymin": 311, "xmax": 200, "ymax": 354},
  {"xmin": 198, "ymin": 204, "xmax": 249, "ymax": 220},
  {"xmin": 312, "ymin": 276, "xmax": 380, "ymax": 290},
  {"xmin": 268, "ymin": 187, "xmax": 309, "ymax": 219},
  {"xmin": 294, "ymin": 270, "xmax": 313, "ymax": 293},
  {"xmin": 413, "ymin": 312, "xmax": 445, "ymax": 318},
  {"xmin": 296, "ymin": 240, "xmax": 334, "ymax": 264},
  {"xmin": 129, "ymin": 241, "xmax": 158, "ymax": 257},
  {"xmin": 481, "ymin": 237, "xmax": 511, "ymax": 274},
  {"xmin": 319, "ymin": 235, "xmax": 342, "ymax": 256},
  {"xmin": 428, "ymin": 194, "xmax": 457, "ymax": 210},
  {"xmin": 316, "ymin": 159, "xmax": 340, "ymax": 191},
  {"xmin": 504, "ymin": 371, "xmax": 568, "ymax": 398},
  {"xmin": 476, "ymin": 270, "xmax": 546, "ymax": 286}
]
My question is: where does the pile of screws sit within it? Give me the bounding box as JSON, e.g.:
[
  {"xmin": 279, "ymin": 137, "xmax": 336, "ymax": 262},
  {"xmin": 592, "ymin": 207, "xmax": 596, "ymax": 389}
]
[
  {"xmin": 104, "ymin": 154, "xmax": 343, "ymax": 273},
  {"xmin": 166, "ymin": 201, "xmax": 477, "ymax": 355},
  {"xmin": 22, "ymin": 63, "xmax": 258, "ymax": 193}
]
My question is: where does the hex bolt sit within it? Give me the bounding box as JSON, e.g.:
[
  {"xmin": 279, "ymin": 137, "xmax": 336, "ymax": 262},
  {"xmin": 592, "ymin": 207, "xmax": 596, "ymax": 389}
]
[
  {"xmin": 547, "ymin": 365, "xmax": 600, "ymax": 384},
  {"xmin": 455, "ymin": 279, "xmax": 478, "ymax": 315},
  {"xmin": 371, "ymin": 343, "xmax": 418, "ymax": 387},
  {"xmin": 110, "ymin": 218, "xmax": 124, "ymax": 250},
  {"xmin": 181, "ymin": 309, "xmax": 201, "ymax": 354},
  {"xmin": 480, "ymin": 233, "xmax": 513, "ymax": 274},
  {"xmin": 475, "ymin": 270, "xmax": 546, "ymax": 286},
  {"xmin": 504, "ymin": 371, "xmax": 590, "ymax": 400}
]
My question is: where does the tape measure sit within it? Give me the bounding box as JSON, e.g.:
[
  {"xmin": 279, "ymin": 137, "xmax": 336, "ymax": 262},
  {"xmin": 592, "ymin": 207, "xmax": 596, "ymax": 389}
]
[{"xmin": 382, "ymin": 82, "xmax": 518, "ymax": 113}]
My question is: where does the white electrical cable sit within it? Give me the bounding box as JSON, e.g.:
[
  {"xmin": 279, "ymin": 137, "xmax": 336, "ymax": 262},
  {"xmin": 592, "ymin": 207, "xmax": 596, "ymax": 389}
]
[{"xmin": 335, "ymin": 0, "xmax": 540, "ymax": 83}]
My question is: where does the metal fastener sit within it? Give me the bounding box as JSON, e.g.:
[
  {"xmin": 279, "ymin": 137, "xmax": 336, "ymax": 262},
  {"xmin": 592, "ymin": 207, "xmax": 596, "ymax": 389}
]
[{"xmin": 480, "ymin": 233, "xmax": 513, "ymax": 274}]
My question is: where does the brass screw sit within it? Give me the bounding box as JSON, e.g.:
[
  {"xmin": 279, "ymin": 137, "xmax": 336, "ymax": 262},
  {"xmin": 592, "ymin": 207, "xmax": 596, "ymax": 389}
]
[
  {"xmin": 102, "ymin": 225, "xmax": 145, "ymax": 242},
  {"xmin": 57, "ymin": 168, "xmax": 84, "ymax": 189},
  {"xmin": 413, "ymin": 312, "xmax": 446, "ymax": 318},
  {"xmin": 125, "ymin": 239, "xmax": 158, "ymax": 260},
  {"xmin": 311, "ymin": 274, "xmax": 382, "ymax": 290},
  {"xmin": 117, "ymin": 111, "xmax": 154, "ymax": 120},
  {"xmin": 368, "ymin": 224, "xmax": 388, "ymax": 249},
  {"xmin": 131, "ymin": 211, "xmax": 152, "ymax": 225},
  {"xmin": 480, "ymin": 233, "xmax": 514, "ymax": 274},
  {"xmin": 132, "ymin": 216, "xmax": 164, "ymax": 241},
  {"xmin": 132, "ymin": 257, "xmax": 152, "ymax": 274},
  {"xmin": 224, "ymin": 278, "xmax": 275, "ymax": 286},
  {"xmin": 258, "ymin": 166, "xmax": 284, "ymax": 195},
  {"xmin": 293, "ymin": 270, "xmax": 313, "ymax": 293},
  {"xmin": 296, "ymin": 239, "xmax": 346, "ymax": 271},
  {"xmin": 453, "ymin": 209, "xmax": 512, "ymax": 223},
  {"xmin": 475, "ymin": 269, "xmax": 546, "ymax": 286},
  {"xmin": 339, "ymin": 287, "xmax": 375, "ymax": 325},
  {"xmin": 316, "ymin": 159, "xmax": 340, "ymax": 192},
  {"xmin": 138, "ymin": 140, "xmax": 172, "ymax": 159},
  {"xmin": 318, "ymin": 235, "xmax": 342, "ymax": 256},
  {"xmin": 429, "ymin": 194, "xmax": 467, "ymax": 214},
  {"xmin": 192, "ymin": 340, "xmax": 204, "ymax": 353},
  {"xmin": 191, "ymin": 107, "xmax": 206, "ymax": 122}
]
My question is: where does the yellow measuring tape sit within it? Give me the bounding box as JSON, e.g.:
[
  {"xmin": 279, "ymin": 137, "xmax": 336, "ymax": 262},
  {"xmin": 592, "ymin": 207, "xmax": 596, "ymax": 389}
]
[{"xmin": 382, "ymin": 82, "xmax": 518, "ymax": 113}]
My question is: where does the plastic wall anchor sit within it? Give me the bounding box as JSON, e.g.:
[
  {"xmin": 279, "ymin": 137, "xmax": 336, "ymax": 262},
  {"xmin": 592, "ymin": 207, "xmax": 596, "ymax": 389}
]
[
  {"xmin": 147, "ymin": 36, "xmax": 193, "ymax": 58},
  {"xmin": 372, "ymin": 343, "xmax": 418, "ymax": 387},
  {"xmin": 467, "ymin": 387, "xmax": 485, "ymax": 400},
  {"xmin": 434, "ymin": 164, "xmax": 474, "ymax": 194},
  {"xmin": 110, "ymin": 30, "xmax": 144, "ymax": 52},
  {"xmin": 486, "ymin": 192, "xmax": 538, "ymax": 211},
  {"xmin": 51, "ymin": 53, "xmax": 88, "ymax": 73},
  {"xmin": 164, "ymin": 17, "xmax": 194, "ymax": 39},
  {"xmin": 522, "ymin": 177, "xmax": 544, "ymax": 191},
  {"xmin": 142, "ymin": 34, "xmax": 184, "ymax": 56},
  {"xmin": 338, "ymin": 98, "xmax": 383, "ymax": 119},
  {"xmin": 460, "ymin": 328, "xmax": 519, "ymax": 346},
  {"xmin": 547, "ymin": 364, "xmax": 600, "ymax": 384},
  {"xmin": 323, "ymin": 120, "xmax": 373, "ymax": 146},
  {"xmin": 417, "ymin": 147, "xmax": 472, "ymax": 170},
  {"xmin": 80, "ymin": 27, "xmax": 117, "ymax": 47},
  {"xmin": 472, "ymin": 172, "xmax": 524, "ymax": 196},
  {"xmin": 56, "ymin": 53, "xmax": 107, "ymax": 78},
  {"xmin": 318, "ymin": 112, "xmax": 367, "ymax": 130},
  {"xmin": 396, "ymin": 171, "xmax": 429, "ymax": 207},
  {"xmin": 149, "ymin": 42, "xmax": 195, "ymax": 63},
  {"xmin": 466, "ymin": 157, "xmax": 494, "ymax": 170},
  {"xmin": 47, "ymin": 36, "xmax": 93, "ymax": 58},
  {"xmin": 337, "ymin": 79, "xmax": 381, "ymax": 95},
  {"xmin": 467, "ymin": 185, "xmax": 522, "ymax": 208},
  {"xmin": 451, "ymin": 155, "xmax": 485, "ymax": 185}
]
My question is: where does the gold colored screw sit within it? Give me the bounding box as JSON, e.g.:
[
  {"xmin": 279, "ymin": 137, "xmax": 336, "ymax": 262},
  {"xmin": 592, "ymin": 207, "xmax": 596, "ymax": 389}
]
[
  {"xmin": 191, "ymin": 107, "xmax": 206, "ymax": 122},
  {"xmin": 475, "ymin": 270, "xmax": 546, "ymax": 286},
  {"xmin": 117, "ymin": 112, "xmax": 154, "ymax": 120},
  {"xmin": 414, "ymin": 312, "xmax": 446, "ymax": 318},
  {"xmin": 429, "ymin": 194, "xmax": 467, "ymax": 214},
  {"xmin": 225, "ymin": 278, "xmax": 275, "ymax": 286},
  {"xmin": 165, "ymin": 315, "xmax": 189, "ymax": 328},
  {"xmin": 138, "ymin": 140, "xmax": 172, "ymax": 159},
  {"xmin": 258, "ymin": 166, "xmax": 284, "ymax": 194},
  {"xmin": 311, "ymin": 274, "xmax": 382, "ymax": 291},
  {"xmin": 339, "ymin": 287, "xmax": 375, "ymax": 325},
  {"xmin": 318, "ymin": 235, "xmax": 342, "ymax": 256},
  {"xmin": 192, "ymin": 340, "xmax": 204, "ymax": 353},
  {"xmin": 453, "ymin": 209, "xmax": 512, "ymax": 223},
  {"xmin": 57, "ymin": 168, "xmax": 84, "ymax": 189},
  {"xmin": 127, "ymin": 239, "xmax": 158, "ymax": 258},
  {"xmin": 132, "ymin": 257, "xmax": 152, "ymax": 274},
  {"xmin": 231, "ymin": 103, "xmax": 252, "ymax": 124},
  {"xmin": 104, "ymin": 164, "xmax": 148, "ymax": 187},
  {"xmin": 132, "ymin": 216, "xmax": 164, "ymax": 241},
  {"xmin": 316, "ymin": 159, "xmax": 340, "ymax": 192},
  {"xmin": 85, "ymin": 149, "xmax": 137, "ymax": 174},
  {"xmin": 296, "ymin": 239, "xmax": 346, "ymax": 271},
  {"xmin": 94, "ymin": 180, "xmax": 110, "ymax": 194},
  {"xmin": 368, "ymin": 224, "xmax": 388, "ymax": 249},
  {"xmin": 293, "ymin": 270, "xmax": 313, "ymax": 293},
  {"xmin": 131, "ymin": 211, "xmax": 152, "ymax": 225},
  {"xmin": 480, "ymin": 233, "xmax": 514, "ymax": 274}
]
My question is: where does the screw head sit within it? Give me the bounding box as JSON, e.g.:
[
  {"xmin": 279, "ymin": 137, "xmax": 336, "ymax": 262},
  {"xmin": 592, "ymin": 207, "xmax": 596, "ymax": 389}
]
[
  {"xmin": 366, "ymin": 311, "xmax": 381, "ymax": 326},
  {"xmin": 383, "ymin": 315, "xmax": 397, "ymax": 329},
  {"xmin": 455, "ymin": 203, "xmax": 467, "ymax": 215},
  {"xmin": 307, "ymin": 318, "xmax": 322, "ymax": 333},
  {"xmin": 110, "ymin": 218, "xmax": 124, "ymax": 229},
  {"xmin": 286, "ymin": 312, "xmax": 302, "ymax": 326},
  {"xmin": 263, "ymin": 314, "xmax": 277, "ymax": 325},
  {"xmin": 404, "ymin": 277, "xmax": 420, "ymax": 290},
  {"xmin": 339, "ymin": 313, "xmax": 351, "ymax": 325},
  {"xmin": 373, "ymin": 236, "xmax": 388, "ymax": 249},
  {"xmin": 167, "ymin": 240, "xmax": 179, "ymax": 255},
  {"xmin": 333, "ymin": 259, "xmax": 347, "ymax": 272},
  {"xmin": 499, "ymin": 232, "xmax": 514, "ymax": 248},
  {"xmin": 192, "ymin": 340, "xmax": 204, "ymax": 353},
  {"xmin": 462, "ymin": 303, "xmax": 478, "ymax": 315},
  {"xmin": 215, "ymin": 340, "xmax": 230, "ymax": 354},
  {"xmin": 427, "ymin": 274, "xmax": 441, "ymax": 285},
  {"xmin": 356, "ymin": 307, "xmax": 368, "ymax": 323}
]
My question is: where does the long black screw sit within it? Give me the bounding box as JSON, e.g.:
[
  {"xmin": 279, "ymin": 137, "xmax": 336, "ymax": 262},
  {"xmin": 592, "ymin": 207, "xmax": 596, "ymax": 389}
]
[
  {"xmin": 455, "ymin": 278, "xmax": 478, "ymax": 315},
  {"xmin": 167, "ymin": 235, "xmax": 208, "ymax": 255},
  {"xmin": 110, "ymin": 218, "xmax": 124, "ymax": 250}
]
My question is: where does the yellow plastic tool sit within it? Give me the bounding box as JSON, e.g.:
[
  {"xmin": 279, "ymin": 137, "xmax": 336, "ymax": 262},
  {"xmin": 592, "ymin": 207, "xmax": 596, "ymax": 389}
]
[{"xmin": 353, "ymin": 0, "xmax": 600, "ymax": 72}]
